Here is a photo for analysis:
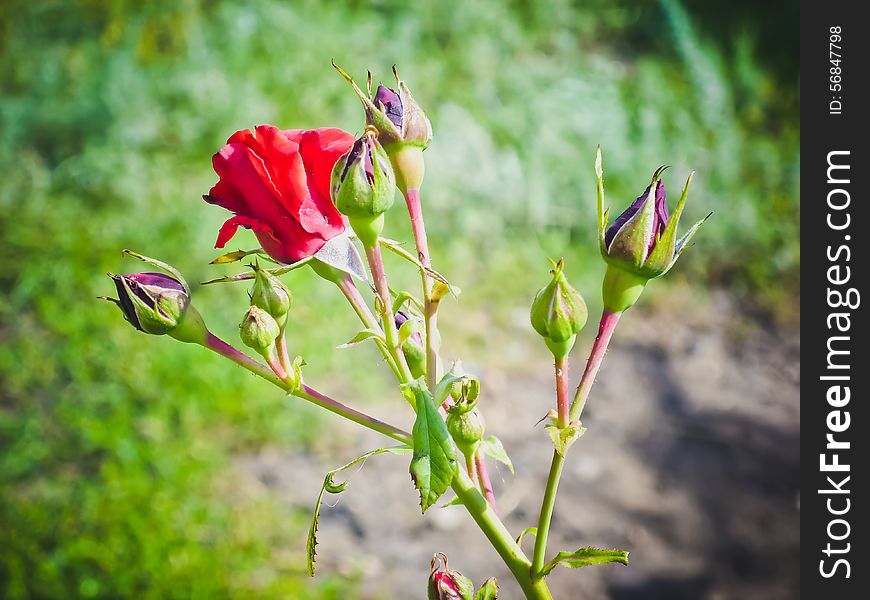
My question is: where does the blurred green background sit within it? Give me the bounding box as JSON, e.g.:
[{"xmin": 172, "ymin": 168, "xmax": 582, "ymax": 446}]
[{"xmin": 1, "ymin": 0, "xmax": 797, "ymax": 598}]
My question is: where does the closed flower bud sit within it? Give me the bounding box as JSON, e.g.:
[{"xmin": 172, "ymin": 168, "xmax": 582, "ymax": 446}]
[
  {"xmin": 530, "ymin": 258, "xmax": 588, "ymax": 360},
  {"xmin": 333, "ymin": 63, "xmax": 432, "ymax": 192},
  {"xmin": 103, "ymin": 262, "xmax": 207, "ymax": 345},
  {"xmin": 331, "ymin": 129, "xmax": 396, "ymax": 247},
  {"xmin": 446, "ymin": 408, "xmax": 486, "ymax": 458},
  {"xmin": 428, "ymin": 554, "xmax": 474, "ymax": 600},
  {"xmin": 239, "ymin": 306, "xmax": 280, "ymax": 354},
  {"xmin": 251, "ymin": 265, "xmax": 292, "ymax": 325},
  {"xmin": 597, "ymin": 152, "xmax": 709, "ymax": 312},
  {"xmin": 396, "ymin": 311, "xmax": 426, "ymax": 379}
]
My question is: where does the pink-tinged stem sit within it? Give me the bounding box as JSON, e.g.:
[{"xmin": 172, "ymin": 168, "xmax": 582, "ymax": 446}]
[
  {"xmin": 267, "ymin": 350, "xmax": 289, "ymax": 381},
  {"xmin": 203, "ymin": 332, "xmax": 411, "ymax": 444},
  {"xmin": 532, "ymin": 309, "xmax": 623, "ymax": 578},
  {"xmin": 404, "ymin": 189, "xmax": 441, "ymax": 391},
  {"xmin": 364, "ymin": 242, "xmax": 413, "ymax": 383},
  {"xmin": 555, "ymin": 357, "xmax": 570, "ymax": 428},
  {"xmin": 466, "ymin": 452, "xmax": 479, "ymax": 486},
  {"xmin": 569, "ymin": 310, "xmax": 622, "ymax": 422},
  {"xmin": 475, "ymin": 450, "xmax": 498, "ymax": 513},
  {"xmin": 405, "ymin": 188, "xmax": 431, "ymax": 268},
  {"xmin": 276, "ymin": 332, "xmax": 292, "ymax": 375}
]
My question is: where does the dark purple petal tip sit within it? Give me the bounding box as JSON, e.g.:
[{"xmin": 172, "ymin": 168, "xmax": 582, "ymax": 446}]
[{"xmin": 374, "ymin": 84, "xmax": 403, "ymax": 129}]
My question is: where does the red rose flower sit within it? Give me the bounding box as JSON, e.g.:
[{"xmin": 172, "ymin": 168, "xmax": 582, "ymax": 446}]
[{"xmin": 204, "ymin": 125, "xmax": 355, "ymax": 263}]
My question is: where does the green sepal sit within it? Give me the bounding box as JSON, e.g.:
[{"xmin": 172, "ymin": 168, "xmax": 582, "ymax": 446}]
[
  {"xmin": 604, "ymin": 184, "xmax": 656, "ymax": 271},
  {"xmin": 595, "ymin": 146, "xmax": 607, "ymax": 254},
  {"xmin": 406, "ymin": 380, "xmax": 458, "ymax": 512},
  {"xmin": 306, "ymin": 445, "xmax": 412, "ymax": 577},
  {"xmin": 332, "ymin": 61, "xmax": 403, "ymax": 145},
  {"xmin": 122, "ymin": 249, "xmax": 190, "ymax": 293},
  {"xmin": 539, "ymin": 547, "xmax": 629, "ymax": 577},
  {"xmin": 641, "ymin": 171, "xmax": 693, "ymax": 278}
]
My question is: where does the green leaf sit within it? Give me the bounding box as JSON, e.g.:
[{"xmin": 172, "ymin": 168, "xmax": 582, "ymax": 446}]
[
  {"xmin": 545, "ymin": 423, "xmax": 586, "ymax": 457},
  {"xmin": 474, "ymin": 577, "xmax": 499, "ymax": 600},
  {"xmin": 336, "ymin": 328, "xmax": 385, "ymax": 349},
  {"xmin": 396, "ymin": 318, "xmax": 421, "ymax": 347},
  {"xmin": 380, "ymin": 238, "xmax": 454, "ymax": 289},
  {"xmin": 209, "ymin": 248, "xmax": 271, "ymax": 264},
  {"xmin": 480, "ymin": 436, "xmax": 514, "ymax": 475},
  {"xmin": 307, "ymin": 445, "xmax": 411, "ymax": 577},
  {"xmin": 407, "ymin": 380, "xmax": 458, "ymax": 512},
  {"xmin": 540, "ymin": 547, "xmax": 630, "ymax": 577},
  {"xmin": 515, "ymin": 527, "xmax": 537, "ymax": 547}
]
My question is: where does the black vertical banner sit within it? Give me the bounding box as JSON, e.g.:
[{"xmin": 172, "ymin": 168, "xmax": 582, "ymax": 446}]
[{"xmin": 802, "ymin": 2, "xmax": 868, "ymax": 597}]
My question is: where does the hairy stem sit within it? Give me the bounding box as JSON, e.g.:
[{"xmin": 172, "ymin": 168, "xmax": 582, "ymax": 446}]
[
  {"xmin": 569, "ymin": 310, "xmax": 621, "ymax": 421},
  {"xmin": 203, "ymin": 332, "xmax": 411, "ymax": 444}
]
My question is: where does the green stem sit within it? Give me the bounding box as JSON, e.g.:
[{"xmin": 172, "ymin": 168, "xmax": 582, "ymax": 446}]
[
  {"xmin": 451, "ymin": 469, "xmax": 553, "ymax": 600},
  {"xmin": 532, "ymin": 310, "xmax": 622, "ymax": 578},
  {"xmin": 531, "ymin": 451, "xmax": 564, "ymax": 578},
  {"xmin": 335, "ymin": 274, "xmax": 401, "ymax": 378},
  {"xmin": 203, "ymin": 332, "xmax": 411, "ymax": 444}
]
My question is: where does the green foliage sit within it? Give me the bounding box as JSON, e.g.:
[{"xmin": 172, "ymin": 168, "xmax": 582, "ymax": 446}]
[
  {"xmin": 407, "ymin": 381, "xmax": 458, "ymax": 512},
  {"xmin": 0, "ymin": 0, "xmax": 797, "ymax": 597},
  {"xmin": 539, "ymin": 547, "xmax": 630, "ymax": 577}
]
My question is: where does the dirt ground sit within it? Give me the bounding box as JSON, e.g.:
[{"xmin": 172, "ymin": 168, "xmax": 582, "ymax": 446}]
[{"xmin": 235, "ymin": 290, "xmax": 800, "ymax": 599}]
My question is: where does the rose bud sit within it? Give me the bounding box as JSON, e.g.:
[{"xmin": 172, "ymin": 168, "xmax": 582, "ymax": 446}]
[
  {"xmin": 530, "ymin": 258, "xmax": 588, "ymax": 360},
  {"xmin": 395, "ymin": 311, "xmax": 426, "ymax": 380},
  {"xmin": 330, "ymin": 129, "xmax": 396, "ymax": 247},
  {"xmin": 598, "ymin": 153, "xmax": 709, "ymax": 312},
  {"xmin": 428, "ymin": 553, "xmax": 475, "ymax": 600},
  {"xmin": 250, "ymin": 264, "xmax": 292, "ymax": 327},
  {"xmin": 239, "ymin": 305, "xmax": 280, "ymax": 356},
  {"xmin": 104, "ymin": 270, "xmax": 207, "ymax": 345},
  {"xmin": 447, "ymin": 407, "xmax": 486, "ymax": 460},
  {"xmin": 204, "ymin": 126, "xmax": 354, "ymax": 264},
  {"xmin": 333, "ymin": 63, "xmax": 432, "ymax": 192}
]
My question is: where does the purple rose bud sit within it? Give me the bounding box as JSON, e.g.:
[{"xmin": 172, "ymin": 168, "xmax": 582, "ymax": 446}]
[
  {"xmin": 330, "ymin": 130, "xmax": 396, "ymax": 247},
  {"xmin": 110, "ymin": 272, "xmax": 189, "ymax": 335},
  {"xmin": 596, "ymin": 150, "xmax": 710, "ymax": 312},
  {"xmin": 374, "ymin": 84, "xmax": 403, "ymax": 129},
  {"xmin": 101, "ymin": 251, "xmax": 208, "ymax": 344}
]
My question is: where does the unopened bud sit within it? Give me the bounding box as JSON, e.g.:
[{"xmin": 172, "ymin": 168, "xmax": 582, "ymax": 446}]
[
  {"xmin": 396, "ymin": 311, "xmax": 426, "ymax": 379},
  {"xmin": 239, "ymin": 306, "xmax": 280, "ymax": 354},
  {"xmin": 251, "ymin": 265, "xmax": 292, "ymax": 325},
  {"xmin": 428, "ymin": 553, "xmax": 474, "ymax": 600},
  {"xmin": 331, "ymin": 129, "xmax": 396, "ymax": 247},
  {"xmin": 103, "ymin": 258, "xmax": 207, "ymax": 345},
  {"xmin": 530, "ymin": 258, "xmax": 588, "ymax": 360}
]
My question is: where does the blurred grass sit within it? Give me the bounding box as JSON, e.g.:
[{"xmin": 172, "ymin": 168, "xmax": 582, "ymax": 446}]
[{"xmin": 1, "ymin": 0, "xmax": 797, "ymax": 598}]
